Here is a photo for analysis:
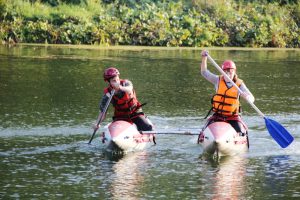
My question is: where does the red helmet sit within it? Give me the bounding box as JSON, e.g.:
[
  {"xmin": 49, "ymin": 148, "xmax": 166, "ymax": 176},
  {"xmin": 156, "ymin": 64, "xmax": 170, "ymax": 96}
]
[
  {"xmin": 222, "ymin": 60, "xmax": 236, "ymax": 70},
  {"xmin": 103, "ymin": 67, "xmax": 120, "ymax": 81}
]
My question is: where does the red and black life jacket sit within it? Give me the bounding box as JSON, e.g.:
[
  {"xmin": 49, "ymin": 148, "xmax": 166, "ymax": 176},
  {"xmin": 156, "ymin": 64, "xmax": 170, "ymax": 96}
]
[{"xmin": 104, "ymin": 79, "xmax": 142, "ymax": 118}]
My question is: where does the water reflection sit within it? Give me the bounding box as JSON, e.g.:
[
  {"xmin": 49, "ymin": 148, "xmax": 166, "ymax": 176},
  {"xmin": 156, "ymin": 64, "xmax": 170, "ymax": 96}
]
[
  {"xmin": 107, "ymin": 152, "xmax": 148, "ymax": 200},
  {"xmin": 1, "ymin": 46, "xmax": 300, "ymax": 199},
  {"xmin": 206, "ymin": 156, "xmax": 247, "ymax": 200}
]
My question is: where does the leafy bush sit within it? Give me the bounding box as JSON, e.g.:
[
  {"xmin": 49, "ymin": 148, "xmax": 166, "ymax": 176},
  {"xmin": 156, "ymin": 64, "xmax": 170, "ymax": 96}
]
[
  {"xmin": 1, "ymin": 0, "xmax": 299, "ymax": 47},
  {"xmin": 0, "ymin": 0, "xmax": 6, "ymax": 19},
  {"xmin": 30, "ymin": 0, "xmax": 88, "ymax": 6}
]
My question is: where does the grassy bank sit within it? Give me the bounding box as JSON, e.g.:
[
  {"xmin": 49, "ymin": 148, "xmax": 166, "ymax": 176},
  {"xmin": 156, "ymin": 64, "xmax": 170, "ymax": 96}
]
[{"xmin": 1, "ymin": 0, "xmax": 299, "ymax": 47}]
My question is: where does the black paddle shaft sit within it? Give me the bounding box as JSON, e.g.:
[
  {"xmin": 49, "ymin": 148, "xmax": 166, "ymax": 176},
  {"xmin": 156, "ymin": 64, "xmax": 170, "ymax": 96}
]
[{"xmin": 88, "ymin": 89, "xmax": 115, "ymax": 144}]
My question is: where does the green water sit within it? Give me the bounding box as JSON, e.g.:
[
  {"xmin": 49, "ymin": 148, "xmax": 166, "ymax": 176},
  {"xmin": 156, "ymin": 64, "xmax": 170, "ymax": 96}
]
[{"xmin": 0, "ymin": 45, "xmax": 299, "ymax": 199}]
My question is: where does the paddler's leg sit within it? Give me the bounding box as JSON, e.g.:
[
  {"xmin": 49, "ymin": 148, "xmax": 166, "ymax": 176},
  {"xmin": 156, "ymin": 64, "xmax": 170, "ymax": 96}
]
[
  {"xmin": 228, "ymin": 119, "xmax": 249, "ymax": 148},
  {"xmin": 131, "ymin": 114, "xmax": 153, "ymax": 131},
  {"xmin": 228, "ymin": 120, "xmax": 244, "ymax": 135}
]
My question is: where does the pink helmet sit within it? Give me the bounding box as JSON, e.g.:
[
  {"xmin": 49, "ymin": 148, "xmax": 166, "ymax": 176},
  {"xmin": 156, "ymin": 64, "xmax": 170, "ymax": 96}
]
[
  {"xmin": 103, "ymin": 67, "xmax": 120, "ymax": 81},
  {"xmin": 222, "ymin": 60, "xmax": 236, "ymax": 70}
]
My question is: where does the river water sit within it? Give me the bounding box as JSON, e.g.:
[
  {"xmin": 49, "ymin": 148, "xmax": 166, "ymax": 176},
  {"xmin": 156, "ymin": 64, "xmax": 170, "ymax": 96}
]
[{"xmin": 1, "ymin": 45, "xmax": 300, "ymax": 199}]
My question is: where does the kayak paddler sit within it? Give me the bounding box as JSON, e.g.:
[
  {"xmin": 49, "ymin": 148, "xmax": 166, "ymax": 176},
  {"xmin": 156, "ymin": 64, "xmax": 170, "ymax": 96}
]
[
  {"xmin": 93, "ymin": 67, "xmax": 154, "ymax": 132},
  {"xmin": 200, "ymin": 50, "xmax": 255, "ymax": 136}
]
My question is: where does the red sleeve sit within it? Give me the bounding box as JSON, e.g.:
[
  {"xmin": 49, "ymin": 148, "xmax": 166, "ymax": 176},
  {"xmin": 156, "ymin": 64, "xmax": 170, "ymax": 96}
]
[{"xmin": 103, "ymin": 87, "xmax": 110, "ymax": 94}]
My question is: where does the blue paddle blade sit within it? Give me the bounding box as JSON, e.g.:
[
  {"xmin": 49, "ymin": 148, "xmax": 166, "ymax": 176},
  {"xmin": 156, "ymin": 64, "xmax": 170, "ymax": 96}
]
[{"xmin": 264, "ymin": 117, "xmax": 294, "ymax": 148}]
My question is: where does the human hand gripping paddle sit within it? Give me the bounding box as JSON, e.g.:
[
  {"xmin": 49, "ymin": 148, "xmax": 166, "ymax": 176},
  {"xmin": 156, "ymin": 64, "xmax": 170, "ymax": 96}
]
[
  {"xmin": 205, "ymin": 53, "xmax": 294, "ymax": 148},
  {"xmin": 88, "ymin": 89, "xmax": 115, "ymax": 144}
]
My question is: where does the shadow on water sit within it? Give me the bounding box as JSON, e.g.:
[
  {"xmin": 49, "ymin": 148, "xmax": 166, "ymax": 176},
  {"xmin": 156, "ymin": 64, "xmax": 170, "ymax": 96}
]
[{"xmin": 102, "ymin": 150, "xmax": 127, "ymax": 162}]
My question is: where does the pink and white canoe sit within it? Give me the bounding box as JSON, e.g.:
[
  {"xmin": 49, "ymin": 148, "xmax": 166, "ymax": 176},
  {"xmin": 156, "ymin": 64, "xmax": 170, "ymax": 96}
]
[
  {"xmin": 100, "ymin": 120, "xmax": 156, "ymax": 153},
  {"xmin": 198, "ymin": 121, "xmax": 249, "ymax": 157}
]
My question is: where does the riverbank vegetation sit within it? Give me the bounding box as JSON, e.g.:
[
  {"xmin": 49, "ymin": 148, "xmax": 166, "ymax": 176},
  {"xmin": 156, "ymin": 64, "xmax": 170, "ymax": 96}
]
[{"xmin": 1, "ymin": 0, "xmax": 299, "ymax": 47}]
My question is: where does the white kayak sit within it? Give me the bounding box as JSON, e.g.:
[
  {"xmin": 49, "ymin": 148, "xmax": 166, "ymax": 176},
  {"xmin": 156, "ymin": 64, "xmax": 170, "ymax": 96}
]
[
  {"xmin": 198, "ymin": 121, "xmax": 249, "ymax": 157},
  {"xmin": 100, "ymin": 120, "xmax": 156, "ymax": 153}
]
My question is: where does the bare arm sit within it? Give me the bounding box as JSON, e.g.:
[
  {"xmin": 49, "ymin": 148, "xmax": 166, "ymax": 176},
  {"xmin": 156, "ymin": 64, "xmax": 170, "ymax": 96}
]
[
  {"xmin": 200, "ymin": 50, "xmax": 219, "ymax": 87},
  {"xmin": 240, "ymin": 83, "xmax": 255, "ymax": 103},
  {"xmin": 120, "ymin": 79, "xmax": 133, "ymax": 94},
  {"xmin": 200, "ymin": 51, "xmax": 208, "ymax": 73},
  {"xmin": 110, "ymin": 79, "xmax": 133, "ymax": 94}
]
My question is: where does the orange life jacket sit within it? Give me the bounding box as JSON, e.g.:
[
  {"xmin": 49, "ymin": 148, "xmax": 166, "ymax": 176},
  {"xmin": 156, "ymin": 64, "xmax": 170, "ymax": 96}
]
[
  {"xmin": 212, "ymin": 76, "xmax": 243, "ymax": 116},
  {"xmin": 104, "ymin": 80, "xmax": 142, "ymax": 118}
]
